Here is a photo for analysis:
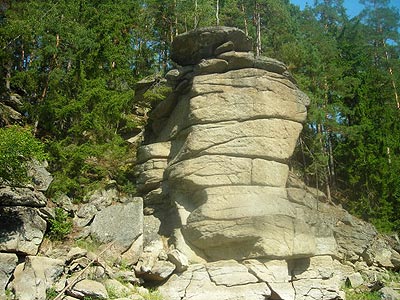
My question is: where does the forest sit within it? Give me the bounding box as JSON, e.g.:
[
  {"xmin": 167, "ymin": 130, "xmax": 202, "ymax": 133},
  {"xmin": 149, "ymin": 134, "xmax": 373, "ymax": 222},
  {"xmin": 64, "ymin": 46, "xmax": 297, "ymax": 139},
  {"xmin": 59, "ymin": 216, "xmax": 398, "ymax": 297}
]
[{"xmin": 0, "ymin": 0, "xmax": 399, "ymax": 234}]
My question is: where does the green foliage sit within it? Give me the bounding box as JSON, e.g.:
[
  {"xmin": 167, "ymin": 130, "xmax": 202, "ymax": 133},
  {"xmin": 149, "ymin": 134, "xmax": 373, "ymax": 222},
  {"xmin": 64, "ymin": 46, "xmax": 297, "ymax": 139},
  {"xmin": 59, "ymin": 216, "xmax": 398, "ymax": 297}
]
[
  {"xmin": 45, "ymin": 287, "xmax": 58, "ymax": 300},
  {"xmin": 0, "ymin": 126, "xmax": 47, "ymax": 186},
  {"xmin": 345, "ymin": 289, "xmax": 381, "ymax": 300},
  {"xmin": 47, "ymin": 135, "xmax": 136, "ymax": 200},
  {"xmin": 48, "ymin": 208, "xmax": 73, "ymax": 241},
  {"xmin": 142, "ymin": 289, "xmax": 163, "ymax": 300}
]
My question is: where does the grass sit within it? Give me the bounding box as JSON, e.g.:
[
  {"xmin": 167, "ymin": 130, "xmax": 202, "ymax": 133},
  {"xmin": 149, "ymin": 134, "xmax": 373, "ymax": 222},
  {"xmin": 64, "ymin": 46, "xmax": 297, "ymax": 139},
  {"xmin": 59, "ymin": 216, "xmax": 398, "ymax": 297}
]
[{"xmin": 345, "ymin": 289, "xmax": 381, "ymax": 300}]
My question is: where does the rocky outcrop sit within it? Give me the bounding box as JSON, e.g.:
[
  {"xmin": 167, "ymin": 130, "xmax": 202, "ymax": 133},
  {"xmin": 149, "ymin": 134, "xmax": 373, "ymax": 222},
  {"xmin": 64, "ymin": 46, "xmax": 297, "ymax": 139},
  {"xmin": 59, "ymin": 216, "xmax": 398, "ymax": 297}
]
[
  {"xmin": 136, "ymin": 26, "xmax": 311, "ymax": 262},
  {"xmin": 0, "ymin": 93, "xmax": 24, "ymax": 126},
  {"xmin": 135, "ymin": 26, "xmax": 400, "ymax": 299},
  {"xmin": 2, "ymin": 26, "xmax": 400, "ymax": 300}
]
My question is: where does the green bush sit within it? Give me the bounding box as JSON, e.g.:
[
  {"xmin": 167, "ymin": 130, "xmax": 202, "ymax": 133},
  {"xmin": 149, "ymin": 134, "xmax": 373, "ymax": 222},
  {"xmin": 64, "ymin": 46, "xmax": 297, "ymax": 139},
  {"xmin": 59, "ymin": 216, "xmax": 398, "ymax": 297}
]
[
  {"xmin": 47, "ymin": 135, "xmax": 136, "ymax": 201},
  {"xmin": 0, "ymin": 125, "xmax": 47, "ymax": 186},
  {"xmin": 345, "ymin": 289, "xmax": 381, "ymax": 300},
  {"xmin": 48, "ymin": 208, "xmax": 73, "ymax": 241}
]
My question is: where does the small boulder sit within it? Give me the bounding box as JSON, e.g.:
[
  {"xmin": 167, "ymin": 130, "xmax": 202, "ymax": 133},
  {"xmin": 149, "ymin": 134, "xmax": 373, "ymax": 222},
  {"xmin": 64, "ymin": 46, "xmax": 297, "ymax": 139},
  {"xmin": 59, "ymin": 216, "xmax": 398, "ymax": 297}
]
[
  {"xmin": 0, "ymin": 206, "xmax": 47, "ymax": 255},
  {"xmin": 171, "ymin": 26, "xmax": 252, "ymax": 65},
  {"xmin": 12, "ymin": 256, "xmax": 64, "ymax": 300},
  {"xmin": 380, "ymin": 286, "xmax": 400, "ymax": 300},
  {"xmin": 0, "ymin": 253, "xmax": 18, "ymax": 297},
  {"xmin": 168, "ymin": 249, "xmax": 189, "ymax": 272},
  {"xmin": 67, "ymin": 279, "xmax": 108, "ymax": 299},
  {"xmin": 346, "ymin": 272, "xmax": 364, "ymax": 288},
  {"xmin": 90, "ymin": 198, "xmax": 143, "ymax": 251}
]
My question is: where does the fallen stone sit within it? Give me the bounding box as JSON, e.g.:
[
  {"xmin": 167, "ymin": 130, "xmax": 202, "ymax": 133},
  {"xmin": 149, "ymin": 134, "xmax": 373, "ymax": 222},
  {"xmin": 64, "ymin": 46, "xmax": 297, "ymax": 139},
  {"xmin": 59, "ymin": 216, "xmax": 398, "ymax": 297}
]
[
  {"xmin": 194, "ymin": 58, "xmax": 228, "ymax": 75},
  {"xmin": 136, "ymin": 142, "xmax": 171, "ymax": 164},
  {"xmin": 346, "ymin": 272, "xmax": 364, "ymax": 288},
  {"xmin": 214, "ymin": 41, "xmax": 235, "ymax": 56},
  {"xmin": 0, "ymin": 253, "xmax": 17, "ymax": 297},
  {"xmin": 104, "ymin": 279, "xmax": 131, "ymax": 298},
  {"xmin": 90, "ymin": 198, "xmax": 143, "ymax": 251},
  {"xmin": 12, "ymin": 256, "xmax": 64, "ymax": 300},
  {"xmin": 74, "ymin": 203, "xmax": 97, "ymax": 227},
  {"xmin": 168, "ymin": 249, "xmax": 189, "ymax": 272},
  {"xmin": 136, "ymin": 239, "xmax": 164, "ymax": 274},
  {"xmin": 0, "ymin": 206, "xmax": 47, "ymax": 255},
  {"xmin": 66, "ymin": 247, "xmax": 88, "ymax": 263},
  {"xmin": 145, "ymin": 260, "xmax": 176, "ymax": 281},
  {"xmin": 67, "ymin": 279, "xmax": 108, "ymax": 299},
  {"xmin": 380, "ymin": 286, "xmax": 400, "ymax": 300}
]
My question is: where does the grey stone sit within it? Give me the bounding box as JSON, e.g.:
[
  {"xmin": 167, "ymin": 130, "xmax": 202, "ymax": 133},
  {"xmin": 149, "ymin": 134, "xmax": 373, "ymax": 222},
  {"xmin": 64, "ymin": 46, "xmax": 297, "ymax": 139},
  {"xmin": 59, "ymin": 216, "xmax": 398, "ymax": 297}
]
[
  {"xmin": 380, "ymin": 287, "xmax": 400, "ymax": 300},
  {"xmin": 90, "ymin": 198, "xmax": 143, "ymax": 251},
  {"xmin": 0, "ymin": 206, "xmax": 46, "ymax": 255},
  {"xmin": 27, "ymin": 159, "xmax": 53, "ymax": 191},
  {"xmin": 171, "ymin": 27, "xmax": 252, "ymax": 65},
  {"xmin": 218, "ymin": 51, "xmax": 255, "ymax": 70},
  {"xmin": 145, "ymin": 260, "xmax": 176, "ymax": 281},
  {"xmin": 135, "ymin": 239, "xmax": 164, "ymax": 275},
  {"xmin": 74, "ymin": 203, "xmax": 97, "ymax": 227},
  {"xmin": 66, "ymin": 247, "xmax": 88, "ymax": 263},
  {"xmin": 12, "ymin": 256, "xmax": 64, "ymax": 300},
  {"xmin": 168, "ymin": 249, "xmax": 189, "ymax": 272},
  {"xmin": 104, "ymin": 279, "xmax": 131, "ymax": 298},
  {"xmin": 346, "ymin": 272, "xmax": 364, "ymax": 288},
  {"xmin": 68, "ymin": 279, "xmax": 108, "ymax": 299},
  {"xmin": 136, "ymin": 142, "xmax": 171, "ymax": 164},
  {"xmin": 0, "ymin": 253, "xmax": 17, "ymax": 297},
  {"xmin": 194, "ymin": 58, "xmax": 228, "ymax": 75},
  {"xmin": 86, "ymin": 187, "xmax": 119, "ymax": 210},
  {"xmin": 159, "ymin": 264, "xmax": 271, "ymax": 300},
  {"xmin": 206, "ymin": 260, "xmax": 258, "ymax": 287},
  {"xmin": 0, "ymin": 186, "xmax": 47, "ymax": 207},
  {"xmin": 214, "ymin": 41, "xmax": 235, "ymax": 56}
]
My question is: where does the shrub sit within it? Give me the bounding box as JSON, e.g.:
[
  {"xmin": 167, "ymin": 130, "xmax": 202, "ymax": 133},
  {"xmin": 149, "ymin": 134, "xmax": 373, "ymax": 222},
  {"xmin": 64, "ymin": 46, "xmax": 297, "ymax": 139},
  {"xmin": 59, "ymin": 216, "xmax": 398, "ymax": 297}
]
[
  {"xmin": 48, "ymin": 208, "xmax": 73, "ymax": 241},
  {"xmin": 0, "ymin": 125, "xmax": 47, "ymax": 186}
]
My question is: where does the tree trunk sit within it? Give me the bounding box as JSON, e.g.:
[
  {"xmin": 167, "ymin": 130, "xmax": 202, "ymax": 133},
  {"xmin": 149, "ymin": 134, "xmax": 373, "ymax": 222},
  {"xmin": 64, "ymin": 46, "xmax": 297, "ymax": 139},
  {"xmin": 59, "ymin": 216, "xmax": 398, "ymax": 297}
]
[
  {"xmin": 254, "ymin": 1, "xmax": 261, "ymax": 56},
  {"xmin": 318, "ymin": 123, "xmax": 332, "ymax": 203},
  {"xmin": 216, "ymin": 0, "xmax": 220, "ymax": 26},
  {"xmin": 194, "ymin": 0, "xmax": 198, "ymax": 29},
  {"xmin": 241, "ymin": 4, "xmax": 248, "ymax": 36},
  {"xmin": 5, "ymin": 64, "xmax": 11, "ymax": 90},
  {"xmin": 383, "ymin": 44, "xmax": 400, "ymax": 109}
]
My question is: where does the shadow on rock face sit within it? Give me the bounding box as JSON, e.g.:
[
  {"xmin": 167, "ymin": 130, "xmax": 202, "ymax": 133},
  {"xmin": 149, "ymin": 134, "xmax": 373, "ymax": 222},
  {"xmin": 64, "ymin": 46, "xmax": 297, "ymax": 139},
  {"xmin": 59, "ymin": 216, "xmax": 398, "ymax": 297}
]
[{"xmin": 0, "ymin": 207, "xmax": 24, "ymax": 244}]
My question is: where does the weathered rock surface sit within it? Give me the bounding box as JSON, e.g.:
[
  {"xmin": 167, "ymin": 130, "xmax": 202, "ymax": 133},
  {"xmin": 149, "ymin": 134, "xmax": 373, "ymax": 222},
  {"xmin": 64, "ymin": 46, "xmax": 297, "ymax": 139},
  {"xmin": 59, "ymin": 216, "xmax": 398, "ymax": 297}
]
[
  {"xmin": 27, "ymin": 160, "xmax": 53, "ymax": 191},
  {"xmin": 0, "ymin": 186, "xmax": 47, "ymax": 207},
  {"xmin": 137, "ymin": 27, "xmax": 311, "ymax": 261},
  {"xmin": 171, "ymin": 26, "xmax": 252, "ymax": 65},
  {"xmin": 0, "ymin": 253, "xmax": 17, "ymax": 297},
  {"xmin": 67, "ymin": 279, "xmax": 108, "ymax": 299},
  {"xmin": 90, "ymin": 197, "xmax": 143, "ymax": 250},
  {"xmin": 159, "ymin": 262, "xmax": 271, "ymax": 300},
  {"xmin": 0, "ymin": 206, "xmax": 47, "ymax": 255},
  {"xmin": 135, "ymin": 26, "xmax": 400, "ymax": 300},
  {"xmin": 12, "ymin": 256, "xmax": 64, "ymax": 300}
]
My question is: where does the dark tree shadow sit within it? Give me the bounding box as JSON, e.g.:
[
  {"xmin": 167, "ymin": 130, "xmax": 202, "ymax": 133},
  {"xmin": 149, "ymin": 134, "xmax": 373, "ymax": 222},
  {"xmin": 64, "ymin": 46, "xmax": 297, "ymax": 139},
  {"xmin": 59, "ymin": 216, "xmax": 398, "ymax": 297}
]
[{"xmin": 0, "ymin": 206, "xmax": 24, "ymax": 244}]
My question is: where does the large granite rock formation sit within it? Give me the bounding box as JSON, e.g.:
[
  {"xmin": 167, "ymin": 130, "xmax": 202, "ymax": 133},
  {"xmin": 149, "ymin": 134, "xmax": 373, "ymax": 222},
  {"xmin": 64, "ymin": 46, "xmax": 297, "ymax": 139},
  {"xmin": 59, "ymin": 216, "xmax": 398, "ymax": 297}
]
[
  {"xmin": 135, "ymin": 27, "xmax": 400, "ymax": 300},
  {"xmin": 136, "ymin": 26, "xmax": 312, "ymax": 261}
]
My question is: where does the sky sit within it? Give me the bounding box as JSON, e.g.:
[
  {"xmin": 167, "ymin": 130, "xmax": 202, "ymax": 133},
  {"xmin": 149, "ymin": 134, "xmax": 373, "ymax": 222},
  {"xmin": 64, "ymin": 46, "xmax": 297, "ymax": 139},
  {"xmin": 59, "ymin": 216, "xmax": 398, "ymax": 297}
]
[{"xmin": 289, "ymin": 0, "xmax": 400, "ymax": 18}]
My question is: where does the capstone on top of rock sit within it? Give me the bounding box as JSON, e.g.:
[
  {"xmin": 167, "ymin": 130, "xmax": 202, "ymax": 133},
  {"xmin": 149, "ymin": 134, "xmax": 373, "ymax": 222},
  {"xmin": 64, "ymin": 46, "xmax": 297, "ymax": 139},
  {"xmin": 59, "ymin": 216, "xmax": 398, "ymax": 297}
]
[{"xmin": 171, "ymin": 26, "xmax": 252, "ymax": 66}]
